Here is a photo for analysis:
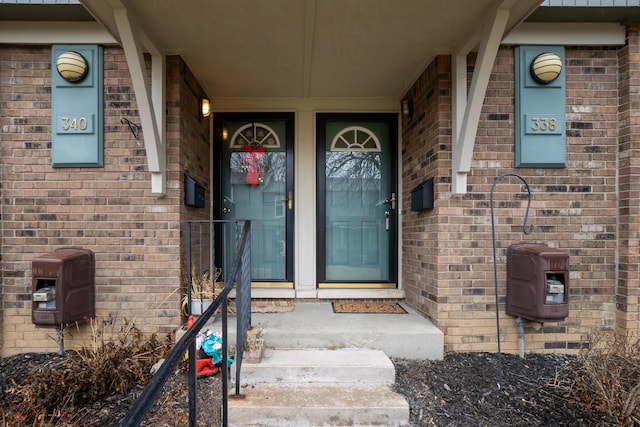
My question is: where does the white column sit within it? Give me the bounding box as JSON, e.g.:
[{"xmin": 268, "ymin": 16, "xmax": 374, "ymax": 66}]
[{"xmin": 295, "ymin": 109, "xmax": 318, "ymax": 297}]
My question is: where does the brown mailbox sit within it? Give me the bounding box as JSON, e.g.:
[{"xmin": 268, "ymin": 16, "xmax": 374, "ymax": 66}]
[
  {"xmin": 506, "ymin": 243, "xmax": 569, "ymax": 323},
  {"xmin": 32, "ymin": 248, "xmax": 95, "ymax": 327}
]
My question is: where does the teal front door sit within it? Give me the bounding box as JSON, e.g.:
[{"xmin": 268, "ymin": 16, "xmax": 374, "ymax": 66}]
[
  {"xmin": 215, "ymin": 113, "xmax": 294, "ymax": 286},
  {"xmin": 316, "ymin": 113, "xmax": 398, "ymax": 288}
]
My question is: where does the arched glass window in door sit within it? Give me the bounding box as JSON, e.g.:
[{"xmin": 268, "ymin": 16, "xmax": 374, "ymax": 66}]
[
  {"xmin": 230, "ymin": 123, "xmax": 281, "ymax": 149},
  {"xmin": 330, "ymin": 126, "xmax": 381, "ymax": 152}
]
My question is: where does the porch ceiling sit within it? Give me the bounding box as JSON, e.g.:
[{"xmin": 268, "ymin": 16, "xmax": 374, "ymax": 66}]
[{"xmin": 80, "ymin": 0, "xmax": 542, "ymax": 100}]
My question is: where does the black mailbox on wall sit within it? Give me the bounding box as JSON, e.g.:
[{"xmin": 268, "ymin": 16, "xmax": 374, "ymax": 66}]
[
  {"xmin": 32, "ymin": 248, "xmax": 95, "ymax": 327},
  {"xmin": 184, "ymin": 174, "xmax": 206, "ymax": 208},
  {"xmin": 411, "ymin": 178, "xmax": 434, "ymax": 211},
  {"xmin": 506, "ymin": 243, "xmax": 569, "ymax": 323}
]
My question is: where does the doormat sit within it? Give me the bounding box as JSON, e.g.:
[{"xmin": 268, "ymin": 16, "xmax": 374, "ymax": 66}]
[
  {"xmin": 332, "ymin": 302, "xmax": 407, "ymax": 314},
  {"xmin": 252, "ymin": 300, "xmax": 295, "ymax": 313},
  {"xmin": 228, "ymin": 300, "xmax": 295, "ymax": 314}
]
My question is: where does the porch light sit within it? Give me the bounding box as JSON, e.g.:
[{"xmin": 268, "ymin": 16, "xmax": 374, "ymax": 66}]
[
  {"xmin": 201, "ymin": 98, "xmax": 211, "ymax": 118},
  {"xmin": 530, "ymin": 52, "xmax": 562, "ymax": 84},
  {"xmin": 56, "ymin": 51, "xmax": 88, "ymax": 82},
  {"xmin": 401, "ymin": 97, "xmax": 412, "ymax": 118}
]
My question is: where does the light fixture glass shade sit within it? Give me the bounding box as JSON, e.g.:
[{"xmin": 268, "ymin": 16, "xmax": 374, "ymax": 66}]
[
  {"xmin": 530, "ymin": 53, "xmax": 562, "ymax": 84},
  {"xmin": 401, "ymin": 98, "xmax": 412, "ymax": 117},
  {"xmin": 56, "ymin": 51, "xmax": 88, "ymax": 82},
  {"xmin": 201, "ymin": 98, "xmax": 211, "ymax": 118}
]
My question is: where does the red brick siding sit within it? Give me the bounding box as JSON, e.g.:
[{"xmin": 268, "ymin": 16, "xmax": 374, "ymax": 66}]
[
  {"xmin": 617, "ymin": 25, "xmax": 640, "ymax": 332},
  {"xmin": 402, "ymin": 42, "xmax": 622, "ymax": 353},
  {"xmin": 0, "ymin": 46, "xmax": 209, "ymax": 355},
  {"xmin": 401, "ymin": 56, "xmax": 452, "ymax": 324},
  {"xmin": 173, "ymin": 55, "xmax": 214, "ymax": 301}
]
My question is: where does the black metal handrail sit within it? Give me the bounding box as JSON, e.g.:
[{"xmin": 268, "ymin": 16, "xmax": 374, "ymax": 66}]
[{"xmin": 118, "ymin": 220, "xmax": 251, "ymax": 427}]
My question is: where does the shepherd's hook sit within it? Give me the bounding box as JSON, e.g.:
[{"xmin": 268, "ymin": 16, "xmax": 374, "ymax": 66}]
[{"xmin": 490, "ymin": 173, "xmax": 533, "ymax": 392}]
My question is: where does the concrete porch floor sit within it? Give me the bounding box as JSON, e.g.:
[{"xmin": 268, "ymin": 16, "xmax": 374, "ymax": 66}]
[{"xmin": 213, "ymin": 302, "xmax": 444, "ymax": 360}]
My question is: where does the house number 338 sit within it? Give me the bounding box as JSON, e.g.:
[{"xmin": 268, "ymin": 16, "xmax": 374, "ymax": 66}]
[
  {"xmin": 61, "ymin": 116, "xmax": 88, "ymax": 131},
  {"xmin": 530, "ymin": 117, "xmax": 557, "ymax": 132}
]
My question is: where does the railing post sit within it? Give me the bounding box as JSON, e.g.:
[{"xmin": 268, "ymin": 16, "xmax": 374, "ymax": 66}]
[
  {"xmin": 186, "ymin": 222, "xmax": 192, "ymax": 315},
  {"xmin": 188, "ymin": 336, "xmax": 197, "ymax": 427},
  {"xmin": 222, "ymin": 297, "xmax": 229, "ymax": 427},
  {"xmin": 234, "ymin": 221, "xmax": 251, "ymax": 396},
  {"xmin": 243, "ymin": 222, "xmax": 252, "ymax": 330},
  {"xmin": 186, "ymin": 221, "xmax": 197, "ymax": 427}
]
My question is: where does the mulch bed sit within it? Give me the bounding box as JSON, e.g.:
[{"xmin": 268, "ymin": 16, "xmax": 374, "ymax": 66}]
[
  {"xmin": 393, "ymin": 352, "xmax": 617, "ymax": 426},
  {"xmin": 1, "ymin": 351, "xmax": 618, "ymax": 426},
  {"xmin": 0, "ymin": 352, "xmax": 222, "ymax": 426}
]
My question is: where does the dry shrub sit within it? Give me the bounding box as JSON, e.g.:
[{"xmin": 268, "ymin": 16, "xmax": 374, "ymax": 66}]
[
  {"xmin": 2, "ymin": 317, "xmax": 173, "ymax": 425},
  {"xmin": 573, "ymin": 329, "xmax": 640, "ymax": 425}
]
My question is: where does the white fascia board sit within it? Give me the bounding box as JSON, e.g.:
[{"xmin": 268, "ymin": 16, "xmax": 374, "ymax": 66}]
[
  {"xmin": 0, "ymin": 21, "xmax": 117, "ymax": 44},
  {"xmin": 503, "ymin": 22, "xmax": 626, "ymax": 45}
]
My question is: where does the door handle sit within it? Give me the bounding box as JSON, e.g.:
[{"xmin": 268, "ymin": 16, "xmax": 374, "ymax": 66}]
[
  {"xmin": 282, "ymin": 191, "xmax": 293, "ymax": 210},
  {"xmin": 223, "ymin": 207, "xmax": 231, "ymax": 214},
  {"xmin": 383, "ymin": 192, "xmax": 396, "ymax": 210}
]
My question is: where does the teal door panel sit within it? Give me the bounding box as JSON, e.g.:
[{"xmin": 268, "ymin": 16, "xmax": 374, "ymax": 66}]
[
  {"xmin": 317, "ymin": 114, "xmax": 398, "ymax": 285},
  {"xmin": 216, "ymin": 114, "xmax": 294, "ymax": 282}
]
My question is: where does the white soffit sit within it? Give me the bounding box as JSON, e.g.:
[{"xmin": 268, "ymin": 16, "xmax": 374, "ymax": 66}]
[
  {"xmin": 80, "ymin": 0, "xmax": 543, "ymax": 99},
  {"xmin": 503, "ymin": 22, "xmax": 626, "ymax": 45}
]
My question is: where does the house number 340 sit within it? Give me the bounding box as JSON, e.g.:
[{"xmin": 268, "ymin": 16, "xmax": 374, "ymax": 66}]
[
  {"xmin": 530, "ymin": 117, "xmax": 557, "ymax": 132},
  {"xmin": 60, "ymin": 116, "xmax": 88, "ymax": 131}
]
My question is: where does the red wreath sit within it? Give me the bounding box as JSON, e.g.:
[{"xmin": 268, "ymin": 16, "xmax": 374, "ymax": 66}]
[{"xmin": 243, "ymin": 144, "xmax": 265, "ymax": 186}]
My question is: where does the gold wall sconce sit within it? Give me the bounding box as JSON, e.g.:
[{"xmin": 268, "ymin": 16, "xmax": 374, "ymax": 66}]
[
  {"xmin": 530, "ymin": 52, "xmax": 562, "ymax": 84},
  {"xmin": 56, "ymin": 51, "xmax": 88, "ymax": 82},
  {"xmin": 201, "ymin": 98, "xmax": 211, "ymax": 118},
  {"xmin": 401, "ymin": 98, "xmax": 413, "ymax": 118}
]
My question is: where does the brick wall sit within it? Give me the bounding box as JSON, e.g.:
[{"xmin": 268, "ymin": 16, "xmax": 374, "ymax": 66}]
[
  {"xmin": 402, "ymin": 41, "xmax": 622, "ymax": 353},
  {"xmin": 617, "ymin": 25, "xmax": 640, "ymax": 332},
  {"xmin": 172, "ymin": 55, "xmax": 214, "ymax": 307},
  {"xmin": 401, "ymin": 55, "xmax": 452, "ymax": 323},
  {"xmin": 0, "ymin": 46, "xmax": 209, "ymax": 355}
]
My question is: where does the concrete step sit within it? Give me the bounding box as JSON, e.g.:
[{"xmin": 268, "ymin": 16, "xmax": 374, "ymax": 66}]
[
  {"xmin": 228, "ymin": 383, "xmax": 410, "ymax": 427},
  {"xmin": 212, "ymin": 302, "xmax": 444, "ymax": 360},
  {"xmin": 256, "ymin": 303, "xmax": 443, "ymax": 360},
  {"xmin": 236, "ymin": 348, "xmax": 395, "ymax": 385}
]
